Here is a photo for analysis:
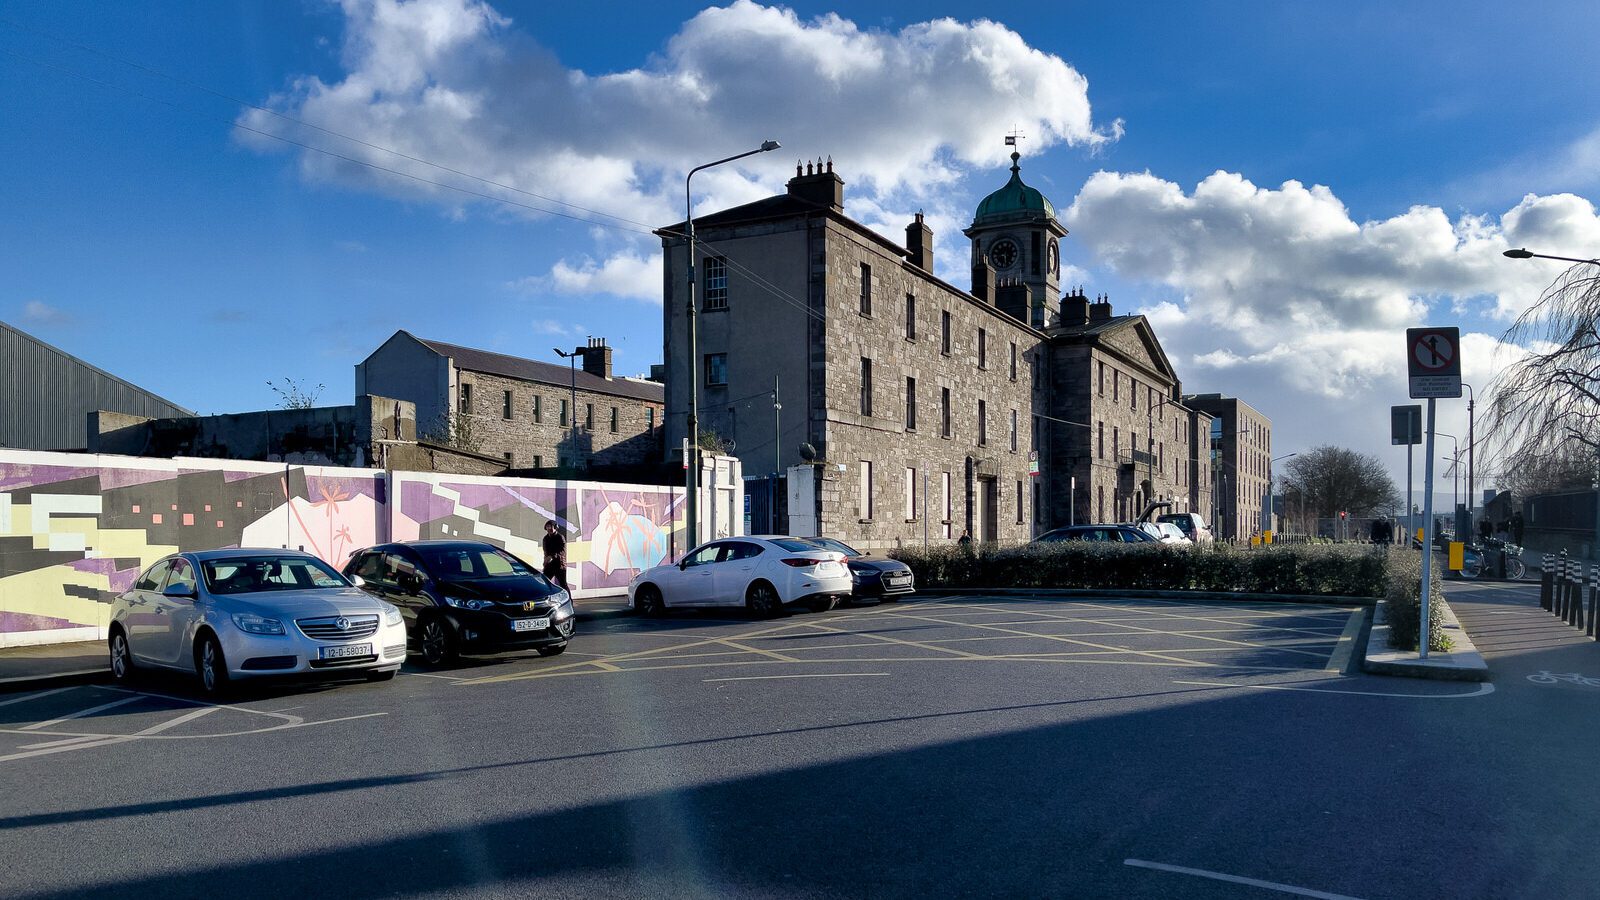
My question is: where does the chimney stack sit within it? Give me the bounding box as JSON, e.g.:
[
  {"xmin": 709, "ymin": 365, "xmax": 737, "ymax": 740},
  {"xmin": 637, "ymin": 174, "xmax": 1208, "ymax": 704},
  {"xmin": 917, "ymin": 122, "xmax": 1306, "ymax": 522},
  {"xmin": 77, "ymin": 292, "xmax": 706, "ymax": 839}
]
[
  {"xmin": 582, "ymin": 337, "xmax": 613, "ymax": 380},
  {"xmin": 971, "ymin": 257, "xmax": 996, "ymax": 304},
  {"xmin": 905, "ymin": 212, "xmax": 934, "ymax": 272},
  {"xmin": 1061, "ymin": 286, "xmax": 1090, "ymax": 326},
  {"xmin": 786, "ymin": 156, "xmax": 844, "ymax": 211},
  {"xmin": 1088, "ymin": 294, "xmax": 1113, "ymax": 322}
]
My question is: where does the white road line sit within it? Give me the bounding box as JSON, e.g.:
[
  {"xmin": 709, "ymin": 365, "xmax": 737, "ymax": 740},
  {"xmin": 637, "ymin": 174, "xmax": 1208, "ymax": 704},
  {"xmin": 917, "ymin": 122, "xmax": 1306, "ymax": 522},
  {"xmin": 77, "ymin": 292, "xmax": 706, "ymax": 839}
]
[
  {"xmin": 703, "ymin": 673, "xmax": 892, "ymax": 682},
  {"xmin": 1124, "ymin": 859, "xmax": 1365, "ymax": 899},
  {"xmin": 399, "ymin": 671, "xmax": 465, "ymax": 681},
  {"xmin": 132, "ymin": 706, "xmax": 217, "ymax": 736},
  {"xmin": 0, "ymin": 686, "xmax": 76, "ymax": 707},
  {"xmin": 0, "ymin": 736, "xmax": 134, "ymax": 762},
  {"xmin": 15, "ymin": 734, "xmax": 110, "ymax": 750},
  {"xmin": 19, "ymin": 696, "xmax": 142, "ymax": 731},
  {"xmin": 1173, "ymin": 680, "xmax": 1496, "ymax": 699},
  {"xmin": 0, "ymin": 669, "xmax": 105, "ymax": 686}
]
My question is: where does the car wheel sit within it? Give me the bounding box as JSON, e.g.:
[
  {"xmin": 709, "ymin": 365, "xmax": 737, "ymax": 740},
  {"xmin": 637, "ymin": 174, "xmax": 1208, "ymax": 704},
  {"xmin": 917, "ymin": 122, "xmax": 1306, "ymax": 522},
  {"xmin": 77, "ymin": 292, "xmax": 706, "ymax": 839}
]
[
  {"xmin": 537, "ymin": 644, "xmax": 568, "ymax": 657},
  {"xmin": 807, "ymin": 595, "xmax": 837, "ymax": 613},
  {"xmin": 109, "ymin": 628, "xmax": 137, "ymax": 684},
  {"xmin": 366, "ymin": 668, "xmax": 398, "ymax": 682},
  {"xmin": 195, "ymin": 634, "xmax": 231, "ymax": 699},
  {"xmin": 419, "ymin": 616, "xmax": 458, "ymax": 667},
  {"xmin": 745, "ymin": 581, "xmax": 784, "ymax": 618},
  {"xmin": 634, "ymin": 584, "xmax": 665, "ymax": 617}
]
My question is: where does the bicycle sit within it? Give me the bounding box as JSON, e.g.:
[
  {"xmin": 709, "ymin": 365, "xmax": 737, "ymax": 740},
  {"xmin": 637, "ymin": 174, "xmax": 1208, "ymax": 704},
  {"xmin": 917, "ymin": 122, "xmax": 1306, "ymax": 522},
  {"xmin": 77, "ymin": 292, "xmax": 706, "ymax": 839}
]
[{"xmin": 1527, "ymin": 671, "xmax": 1600, "ymax": 686}]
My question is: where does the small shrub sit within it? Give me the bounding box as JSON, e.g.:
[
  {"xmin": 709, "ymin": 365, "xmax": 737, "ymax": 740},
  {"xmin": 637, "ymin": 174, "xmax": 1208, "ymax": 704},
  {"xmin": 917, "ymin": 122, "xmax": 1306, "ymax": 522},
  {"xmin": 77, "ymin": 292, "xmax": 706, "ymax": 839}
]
[{"xmin": 1382, "ymin": 551, "xmax": 1451, "ymax": 652}]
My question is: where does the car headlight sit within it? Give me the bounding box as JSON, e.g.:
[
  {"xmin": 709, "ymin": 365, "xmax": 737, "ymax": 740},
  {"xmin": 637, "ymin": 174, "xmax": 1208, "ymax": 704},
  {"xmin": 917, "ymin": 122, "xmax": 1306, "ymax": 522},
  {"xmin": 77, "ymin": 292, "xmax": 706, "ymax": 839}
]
[
  {"xmin": 231, "ymin": 612, "xmax": 285, "ymax": 635},
  {"xmin": 551, "ymin": 589, "xmax": 574, "ymax": 619},
  {"xmin": 383, "ymin": 604, "xmax": 402, "ymax": 627},
  {"xmin": 444, "ymin": 596, "xmax": 496, "ymax": 611}
]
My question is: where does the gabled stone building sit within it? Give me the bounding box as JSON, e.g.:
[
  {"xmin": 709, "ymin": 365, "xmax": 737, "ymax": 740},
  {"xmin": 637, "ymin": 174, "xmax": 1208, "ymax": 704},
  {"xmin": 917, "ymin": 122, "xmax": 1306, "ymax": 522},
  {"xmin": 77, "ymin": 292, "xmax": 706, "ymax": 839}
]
[
  {"xmin": 658, "ymin": 151, "xmax": 1254, "ymax": 549},
  {"xmin": 357, "ymin": 331, "xmax": 664, "ymax": 471}
]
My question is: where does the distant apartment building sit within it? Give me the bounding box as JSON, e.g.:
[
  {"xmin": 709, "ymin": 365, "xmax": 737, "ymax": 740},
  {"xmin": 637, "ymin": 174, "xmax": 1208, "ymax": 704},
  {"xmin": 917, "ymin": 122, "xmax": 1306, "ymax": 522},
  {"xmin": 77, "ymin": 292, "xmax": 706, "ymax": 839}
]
[
  {"xmin": 356, "ymin": 331, "xmax": 663, "ymax": 470},
  {"xmin": 1183, "ymin": 393, "xmax": 1273, "ymax": 540}
]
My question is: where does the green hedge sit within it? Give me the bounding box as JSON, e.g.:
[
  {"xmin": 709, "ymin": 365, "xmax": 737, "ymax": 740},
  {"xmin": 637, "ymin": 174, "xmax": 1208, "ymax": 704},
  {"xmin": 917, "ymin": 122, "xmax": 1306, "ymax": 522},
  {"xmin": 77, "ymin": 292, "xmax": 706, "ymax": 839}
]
[
  {"xmin": 889, "ymin": 542, "xmax": 1393, "ymax": 597},
  {"xmin": 1380, "ymin": 551, "xmax": 1450, "ymax": 652}
]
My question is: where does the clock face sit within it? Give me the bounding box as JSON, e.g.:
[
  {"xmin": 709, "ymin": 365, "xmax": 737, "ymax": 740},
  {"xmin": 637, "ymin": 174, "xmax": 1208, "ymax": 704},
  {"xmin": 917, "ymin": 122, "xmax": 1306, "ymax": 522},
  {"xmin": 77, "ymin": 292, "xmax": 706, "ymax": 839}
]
[
  {"xmin": 989, "ymin": 238, "xmax": 1019, "ymax": 270},
  {"xmin": 1047, "ymin": 238, "xmax": 1060, "ymax": 275}
]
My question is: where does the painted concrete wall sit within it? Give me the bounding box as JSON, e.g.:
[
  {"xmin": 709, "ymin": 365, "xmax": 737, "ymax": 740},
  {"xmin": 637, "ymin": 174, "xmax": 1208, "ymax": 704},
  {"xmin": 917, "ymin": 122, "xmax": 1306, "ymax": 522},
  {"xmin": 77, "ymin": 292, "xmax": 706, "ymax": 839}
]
[{"xmin": 0, "ymin": 448, "xmax": 742, "ymax": 648}]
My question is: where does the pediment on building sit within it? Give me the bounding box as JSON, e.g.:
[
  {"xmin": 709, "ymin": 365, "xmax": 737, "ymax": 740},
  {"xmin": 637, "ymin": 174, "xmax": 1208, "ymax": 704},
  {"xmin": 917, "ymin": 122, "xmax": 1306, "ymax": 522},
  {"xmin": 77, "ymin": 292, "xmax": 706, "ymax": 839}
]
[{"xmin": 1098, "ymin": 317, "xmax": 1178, "ymax": 383}]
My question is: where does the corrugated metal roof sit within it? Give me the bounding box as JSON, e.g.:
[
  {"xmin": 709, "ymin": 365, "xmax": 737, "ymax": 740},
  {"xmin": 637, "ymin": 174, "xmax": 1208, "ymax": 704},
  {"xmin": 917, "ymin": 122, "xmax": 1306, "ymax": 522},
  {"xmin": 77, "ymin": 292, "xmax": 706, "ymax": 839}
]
[{"xmin": 410, "ymin": 334, "xmax": 663, "ymax": 403}]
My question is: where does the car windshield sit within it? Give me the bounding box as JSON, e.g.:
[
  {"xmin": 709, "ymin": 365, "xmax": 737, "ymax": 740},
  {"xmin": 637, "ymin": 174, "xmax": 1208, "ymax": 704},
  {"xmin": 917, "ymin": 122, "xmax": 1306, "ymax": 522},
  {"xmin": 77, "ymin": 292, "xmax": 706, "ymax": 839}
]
[
  {"xmin": 202, "ymin": 556, "xmax": 348, "ymax": 594},
  {"xmin": 804, "ymin": 537, "xmax": 859, "ymax": 557},
  {"xmin": 417, "ymin": 545, "xmax": 537, "ymax": 580},
  {"xmin": 769, "ymin": 538, "xmax": 825, "ymax": 553}
]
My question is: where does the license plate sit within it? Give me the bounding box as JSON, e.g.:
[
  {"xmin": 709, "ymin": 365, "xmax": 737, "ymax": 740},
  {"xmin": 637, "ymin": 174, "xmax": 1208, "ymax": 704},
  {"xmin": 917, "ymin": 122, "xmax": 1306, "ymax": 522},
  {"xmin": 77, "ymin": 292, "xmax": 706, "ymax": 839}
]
[
  {"xmin": 818, "ymin": 562, "xmax": 841, "ymax": 573},
  {"xmin": 319, "ymin": 643, "xmax": 372, "ymax": 660},
  {"xmin": 887, "ymin": 575, "xmax": 909, "ymax": 585},
  {"xmin": 513, "ymin": 617, "xmax": 550, "ymax": 633}
]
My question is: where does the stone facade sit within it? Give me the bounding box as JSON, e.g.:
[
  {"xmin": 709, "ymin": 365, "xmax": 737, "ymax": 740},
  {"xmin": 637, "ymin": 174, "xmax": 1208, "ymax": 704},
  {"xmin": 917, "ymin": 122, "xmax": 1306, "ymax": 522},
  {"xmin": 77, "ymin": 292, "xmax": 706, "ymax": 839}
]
[
  {"xmin": 454, "ymin": 368, "xmax": 662, "ymax": 468},
  {"xmin": 1184, "ymin": 394, "xmax": 1273, "ymax": 540},
  {"xmin": 358, "ymin": 331, "xmax": 664, "ymax": 471},
  {"xmin": 659, "ymin": 156, "xmax": 1259, "ymax": 549}
]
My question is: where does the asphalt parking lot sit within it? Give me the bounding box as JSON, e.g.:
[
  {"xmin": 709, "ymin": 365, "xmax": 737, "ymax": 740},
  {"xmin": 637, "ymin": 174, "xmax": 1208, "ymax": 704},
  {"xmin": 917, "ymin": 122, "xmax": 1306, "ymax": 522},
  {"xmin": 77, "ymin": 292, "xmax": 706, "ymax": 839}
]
[{"xmin": 3, "ymin": 592, "xmax": 1596, "ymax": 899}]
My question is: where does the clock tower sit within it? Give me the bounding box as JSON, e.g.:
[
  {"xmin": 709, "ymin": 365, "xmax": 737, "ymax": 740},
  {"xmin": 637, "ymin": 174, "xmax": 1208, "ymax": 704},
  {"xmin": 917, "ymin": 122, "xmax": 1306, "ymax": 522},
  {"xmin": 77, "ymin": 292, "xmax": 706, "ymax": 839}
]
[{"xmin": 963, "ymin": 146, "xmax": 1067, "ymax": 329}]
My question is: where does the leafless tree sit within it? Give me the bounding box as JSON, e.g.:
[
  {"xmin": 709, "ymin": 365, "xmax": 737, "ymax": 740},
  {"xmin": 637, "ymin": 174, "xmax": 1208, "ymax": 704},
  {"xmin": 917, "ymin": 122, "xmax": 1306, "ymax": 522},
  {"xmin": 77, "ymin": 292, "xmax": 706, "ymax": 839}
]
[
  {"xmin": 1489, "ymin": 264, "xmax": 1600, "ymax": 479},
  {"xmin": 1280, "ymin": 445, "xmax": 1401, "ymax": 523}
]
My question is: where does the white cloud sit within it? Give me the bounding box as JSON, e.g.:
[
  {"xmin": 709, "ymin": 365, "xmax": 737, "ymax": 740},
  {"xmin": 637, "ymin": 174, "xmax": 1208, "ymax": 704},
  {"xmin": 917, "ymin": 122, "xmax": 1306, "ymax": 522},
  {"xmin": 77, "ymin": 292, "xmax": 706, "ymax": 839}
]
[
  {"xmin": 1460, "ymin": 125, "xmax": 1600, "ymax": 203},
  {"xmin": 543, "ymin": 251, "xmax": 662, "ymax": 303},
  {"xmin": 531, "ymin": 319, "xmax": 587, "ymax": 338},
  {"xmin": 21, "ymin": 300, "xmax": 71, "ymax": 325},
  {"xmin": 240, "ymin": 0, "xmax": 1116, "ymax": 228}
]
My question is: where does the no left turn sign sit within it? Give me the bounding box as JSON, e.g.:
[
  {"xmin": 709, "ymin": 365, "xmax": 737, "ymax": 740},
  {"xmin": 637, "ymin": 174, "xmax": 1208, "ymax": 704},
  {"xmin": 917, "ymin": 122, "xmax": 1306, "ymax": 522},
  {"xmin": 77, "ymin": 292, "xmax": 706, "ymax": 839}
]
[{"xmin": 1406, "ymin": 326, "xmax": 1462, "ymax": 398}]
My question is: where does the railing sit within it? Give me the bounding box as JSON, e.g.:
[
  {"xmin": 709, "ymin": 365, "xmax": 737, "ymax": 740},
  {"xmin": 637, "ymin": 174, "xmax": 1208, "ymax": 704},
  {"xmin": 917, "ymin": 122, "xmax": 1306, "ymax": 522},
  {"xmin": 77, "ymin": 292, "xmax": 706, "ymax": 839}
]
[{"xmin": 1540, "ymin": 551, "xmax": 1600, "ymax": 640}]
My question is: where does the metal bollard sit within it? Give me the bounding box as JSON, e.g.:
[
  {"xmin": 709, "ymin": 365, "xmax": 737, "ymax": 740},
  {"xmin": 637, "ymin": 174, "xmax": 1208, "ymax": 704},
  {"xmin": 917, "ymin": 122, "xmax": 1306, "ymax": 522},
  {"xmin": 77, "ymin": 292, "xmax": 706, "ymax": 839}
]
[
  {"xmin": 1541, "ymin": 554, "xmax": 1554, "ymax": 610},
  {"xmin": 1554, "ymin": 553, "xmax": 1568, "ymax": 618},
  {"xmin": 1569, "ymin": 559, "xmax": 1583, "ymax": 625},
  {"xmin": 1590, "ymin": 566, "xmax": 1599, "ymax": 639}
]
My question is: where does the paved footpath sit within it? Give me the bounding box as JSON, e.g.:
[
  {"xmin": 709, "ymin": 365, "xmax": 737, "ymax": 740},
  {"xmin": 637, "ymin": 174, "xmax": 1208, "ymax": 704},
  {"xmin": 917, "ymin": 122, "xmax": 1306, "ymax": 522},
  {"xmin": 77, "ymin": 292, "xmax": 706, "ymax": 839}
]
[{"xmin": 1444, "ymin": 578, "xmax": 1598, "ymax": 676}]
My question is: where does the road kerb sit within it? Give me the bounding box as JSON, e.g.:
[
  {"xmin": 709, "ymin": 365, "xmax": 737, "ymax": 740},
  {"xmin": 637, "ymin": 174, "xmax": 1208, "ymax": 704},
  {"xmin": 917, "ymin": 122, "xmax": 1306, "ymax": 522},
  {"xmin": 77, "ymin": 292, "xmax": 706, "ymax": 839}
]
[{"xmin": 1362, "ymin": 599, "xmax": 1489, "ymax": 682}]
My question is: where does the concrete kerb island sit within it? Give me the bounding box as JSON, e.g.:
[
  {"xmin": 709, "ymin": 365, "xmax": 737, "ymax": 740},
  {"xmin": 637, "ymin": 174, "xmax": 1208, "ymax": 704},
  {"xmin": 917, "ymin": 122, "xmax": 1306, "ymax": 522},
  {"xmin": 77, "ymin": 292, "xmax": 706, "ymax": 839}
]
[
  {"xmin": 1362, "ymin": 597, "xmax": 1489, "ymax": 681},
  {"xmin": 920, "ymin": 587, "xmax": 1491, "ymax": 681}
]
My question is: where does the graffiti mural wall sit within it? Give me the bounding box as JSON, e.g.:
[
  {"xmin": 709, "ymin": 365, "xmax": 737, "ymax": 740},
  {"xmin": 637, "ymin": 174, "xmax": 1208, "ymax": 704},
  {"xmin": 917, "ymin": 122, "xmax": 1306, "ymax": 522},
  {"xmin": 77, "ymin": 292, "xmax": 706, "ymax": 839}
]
[{"xmin": 0, "ymin": 449, "xmax": 700, "ymax": 648}]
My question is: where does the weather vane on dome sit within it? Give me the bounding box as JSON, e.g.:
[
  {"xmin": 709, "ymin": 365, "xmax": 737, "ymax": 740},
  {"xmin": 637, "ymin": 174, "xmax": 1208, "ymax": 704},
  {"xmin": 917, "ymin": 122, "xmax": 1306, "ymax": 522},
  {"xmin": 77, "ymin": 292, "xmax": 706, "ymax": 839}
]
[{"xmin": 1004, "ymin": 128, "xmax": 1027, "ymax": 151}]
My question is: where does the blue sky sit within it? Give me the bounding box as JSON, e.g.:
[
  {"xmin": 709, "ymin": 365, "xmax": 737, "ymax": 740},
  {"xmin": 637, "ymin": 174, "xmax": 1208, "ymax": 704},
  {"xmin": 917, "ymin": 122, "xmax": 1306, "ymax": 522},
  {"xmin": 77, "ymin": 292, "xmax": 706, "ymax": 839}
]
[{"xmin": 5, "ymin": 1, "xmax": 1600, "ymax": 503}]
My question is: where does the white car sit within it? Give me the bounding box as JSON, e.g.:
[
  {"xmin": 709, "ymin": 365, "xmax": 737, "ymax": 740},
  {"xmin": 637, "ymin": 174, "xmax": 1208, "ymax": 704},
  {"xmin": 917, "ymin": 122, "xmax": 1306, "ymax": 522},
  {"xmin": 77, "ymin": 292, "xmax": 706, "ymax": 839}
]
[
  {"xmin": 109, "ymin": 549, "xmax": 408, "ymax": 696},
  {"xmin": 1136, "ymin": 521, "xmax": 1193, "ymax": 545},
  {"xmin": 628, "ymin": 536, "xmax": 853, "ymax": 616}
]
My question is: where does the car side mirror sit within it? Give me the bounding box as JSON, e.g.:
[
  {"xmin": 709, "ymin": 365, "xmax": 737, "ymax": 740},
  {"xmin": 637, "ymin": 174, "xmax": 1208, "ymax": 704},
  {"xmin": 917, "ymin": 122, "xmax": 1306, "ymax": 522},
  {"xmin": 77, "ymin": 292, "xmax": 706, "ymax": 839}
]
[
  {"xmin": 162, "ymin": 582, "xmax": 197, "ymax": 599},
  {"xmin": 678, "ymin": 559, "xmax": 689, "ymax": 570},
  {"xmin": 349, "ymin": 575, "xmax": 367, "ymax": 588}
]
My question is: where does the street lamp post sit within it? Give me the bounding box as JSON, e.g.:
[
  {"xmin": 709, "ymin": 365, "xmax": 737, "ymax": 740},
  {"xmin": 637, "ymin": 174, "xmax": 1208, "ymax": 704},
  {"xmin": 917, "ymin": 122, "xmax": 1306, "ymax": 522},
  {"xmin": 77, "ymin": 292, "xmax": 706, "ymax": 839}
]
[
  {"xmin": 1461, "ymin": 381, "xmax": 1475, "ymax": 525},
  {"xmin": 1435, "ymin": 431, "xmax": 1459, "ymax": 535},
  {"xmin": 1266, "ymin": 453, "xmax": 1297, "ymax": 535},
  {"xmin": 553, "ymin": 345, "xmax": 584, "ymax": 467},
  {"xmin": 684, "ymin": 140, "xmax": 780, "ymax": 550}
]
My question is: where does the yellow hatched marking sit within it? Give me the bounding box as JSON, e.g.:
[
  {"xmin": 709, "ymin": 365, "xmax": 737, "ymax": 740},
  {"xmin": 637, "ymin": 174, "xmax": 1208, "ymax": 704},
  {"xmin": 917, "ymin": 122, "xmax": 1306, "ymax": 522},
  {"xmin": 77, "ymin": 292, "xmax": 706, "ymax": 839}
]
[{"xmin": 875, "ymin": 609, "xmax": 1243, "ymax": 667}]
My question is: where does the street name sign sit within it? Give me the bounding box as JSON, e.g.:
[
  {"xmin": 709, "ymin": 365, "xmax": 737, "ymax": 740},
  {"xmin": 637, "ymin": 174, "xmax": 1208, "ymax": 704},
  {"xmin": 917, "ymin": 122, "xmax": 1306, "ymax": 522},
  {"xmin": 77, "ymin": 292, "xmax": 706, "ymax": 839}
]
[{"xmin": 1406, "ymin": 327, "xmax": 1462, "ymax": 399}]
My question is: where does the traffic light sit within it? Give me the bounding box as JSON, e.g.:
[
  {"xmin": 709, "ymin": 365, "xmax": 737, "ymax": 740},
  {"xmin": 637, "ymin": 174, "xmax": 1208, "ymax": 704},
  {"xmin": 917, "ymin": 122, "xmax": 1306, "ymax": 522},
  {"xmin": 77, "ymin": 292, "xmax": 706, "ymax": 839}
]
[{"xmin": 1339, "ymin": 511, "xmax": 1347, "ymax": 520}]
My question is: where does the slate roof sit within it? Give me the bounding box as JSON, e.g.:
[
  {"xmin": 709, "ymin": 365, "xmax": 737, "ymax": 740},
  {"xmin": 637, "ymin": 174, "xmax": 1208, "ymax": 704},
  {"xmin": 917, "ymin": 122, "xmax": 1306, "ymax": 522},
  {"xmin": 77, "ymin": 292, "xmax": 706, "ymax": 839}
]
[{"xmin": 409, "ymin": 334, "xmax": 663, "ymax": 403}]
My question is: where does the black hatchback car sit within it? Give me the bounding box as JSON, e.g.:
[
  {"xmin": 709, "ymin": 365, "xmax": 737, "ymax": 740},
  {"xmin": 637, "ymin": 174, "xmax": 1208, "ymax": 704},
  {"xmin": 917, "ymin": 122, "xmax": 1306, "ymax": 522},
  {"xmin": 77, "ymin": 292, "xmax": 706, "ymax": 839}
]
[
  {"xmin": 1032, "ymin": 525, "xmax": 1158, "ymax": 544},
  {"xmin": 802, "ymin": 537, "xmax": 915, "ymax": 602},
  {"xmin": 343, "ymin": 540, "xmax": 574, "ymax": 665}
]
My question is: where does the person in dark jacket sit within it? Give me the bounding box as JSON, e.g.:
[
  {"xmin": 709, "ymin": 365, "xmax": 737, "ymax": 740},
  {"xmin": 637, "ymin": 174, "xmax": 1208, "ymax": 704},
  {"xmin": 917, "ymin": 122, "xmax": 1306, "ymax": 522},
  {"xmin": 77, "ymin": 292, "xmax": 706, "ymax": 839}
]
[{"xmin": 542, "ymin": 521, "xmax": 568, "ymax": 591}]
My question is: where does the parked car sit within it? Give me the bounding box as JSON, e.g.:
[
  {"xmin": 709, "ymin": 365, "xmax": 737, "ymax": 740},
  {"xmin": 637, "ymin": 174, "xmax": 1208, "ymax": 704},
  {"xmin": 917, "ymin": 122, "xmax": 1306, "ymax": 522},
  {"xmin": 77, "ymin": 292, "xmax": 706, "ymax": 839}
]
[
  {"xmin": 1138, "ymin": 521, "xmax": 1193, "ymax": 545},
  {"xmin": 109, "ymin": 549, "xmax": 407, "ymax": 696},
  {"xmin": 343, "ymin": 540, "xmax": 574, "ymax": 666},
  {"xmin": 1157, "ymin": 512, "xmax": 1214, "ymax": 545},
  {"xmin": 628, "ymin": 536, "xmax": 852, "ymax": 616},
  {"xmin": 1032, "ymin": 525, "xmax": 1160, "ymax": 544},
  {"xmin": 801, "ymin": 536, "xmax": 915, "ymax": 602}
]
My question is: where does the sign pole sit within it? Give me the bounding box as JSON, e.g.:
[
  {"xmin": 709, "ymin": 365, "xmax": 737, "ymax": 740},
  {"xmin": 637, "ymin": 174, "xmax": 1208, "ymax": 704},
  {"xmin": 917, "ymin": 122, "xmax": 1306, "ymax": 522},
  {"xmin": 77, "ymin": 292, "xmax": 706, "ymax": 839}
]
[
  {"xmin": 1419, "ymin": 398, "xmax": 1437, "ymax": 660},
  {"xmin": 1407, "ymin": 442, "xmax": 1414, "ymax": 550}
]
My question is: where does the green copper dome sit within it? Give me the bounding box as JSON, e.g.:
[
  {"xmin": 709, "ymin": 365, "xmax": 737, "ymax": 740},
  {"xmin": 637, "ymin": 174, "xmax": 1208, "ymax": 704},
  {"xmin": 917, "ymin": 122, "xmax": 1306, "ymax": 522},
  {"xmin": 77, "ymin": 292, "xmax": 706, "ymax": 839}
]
[{"xmin": 973, "ymin": 152, "xmax": 1055, "ymax": 223}]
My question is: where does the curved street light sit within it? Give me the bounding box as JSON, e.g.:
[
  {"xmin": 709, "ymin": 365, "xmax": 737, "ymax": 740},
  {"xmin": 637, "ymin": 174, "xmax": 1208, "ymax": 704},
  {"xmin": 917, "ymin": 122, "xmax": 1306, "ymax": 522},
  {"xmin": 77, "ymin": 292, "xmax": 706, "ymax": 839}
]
[{"xmin": 684, "ymin": 140, "xmax": 780, "ymax": 549}]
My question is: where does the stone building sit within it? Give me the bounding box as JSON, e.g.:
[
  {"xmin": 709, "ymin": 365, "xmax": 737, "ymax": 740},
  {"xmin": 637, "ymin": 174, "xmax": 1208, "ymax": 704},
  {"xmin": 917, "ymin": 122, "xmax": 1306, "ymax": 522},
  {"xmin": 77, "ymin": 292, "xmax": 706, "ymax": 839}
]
[
  {"xmin": 1183, "ymin": 393, "xmax": 1273, "ymax": 540},
  {"xmin": 356, "ymin": 331, "xmax": 664, "ymax": 471},
  {"xmin": 658, "ymin": 152, "xmax": 1235, "ymax": 549}
]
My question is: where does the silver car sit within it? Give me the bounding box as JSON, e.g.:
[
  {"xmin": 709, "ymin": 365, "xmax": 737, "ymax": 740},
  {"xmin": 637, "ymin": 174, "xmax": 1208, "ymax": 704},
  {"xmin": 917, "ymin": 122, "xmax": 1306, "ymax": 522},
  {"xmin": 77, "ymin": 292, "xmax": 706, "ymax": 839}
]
[{"xmin": 109, "ymin": 549, "xmax": 407, "ymax": 696}]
